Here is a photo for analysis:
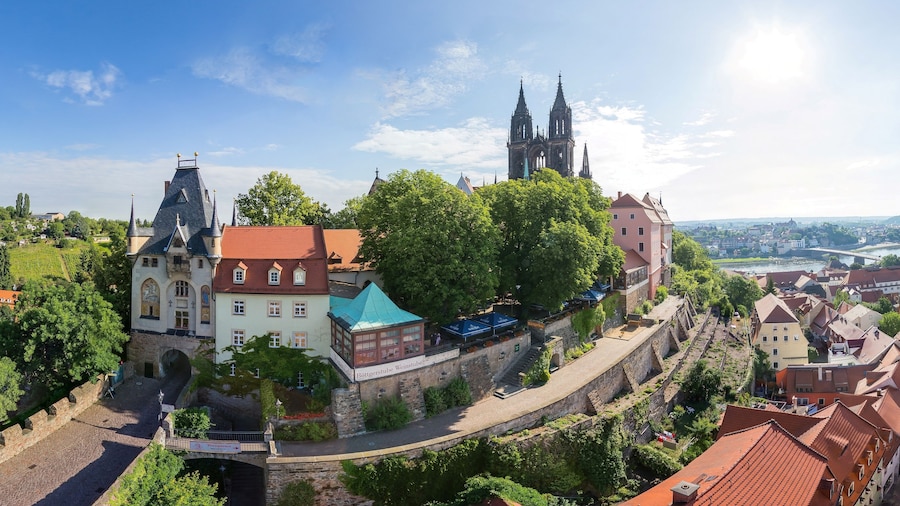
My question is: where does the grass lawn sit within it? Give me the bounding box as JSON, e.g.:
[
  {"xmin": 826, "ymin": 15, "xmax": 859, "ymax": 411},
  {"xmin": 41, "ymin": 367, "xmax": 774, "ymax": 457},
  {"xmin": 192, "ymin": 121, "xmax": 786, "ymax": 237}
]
[{"xmin": 9, "ymin": 241, "xmax": 89, "ymax": 282}]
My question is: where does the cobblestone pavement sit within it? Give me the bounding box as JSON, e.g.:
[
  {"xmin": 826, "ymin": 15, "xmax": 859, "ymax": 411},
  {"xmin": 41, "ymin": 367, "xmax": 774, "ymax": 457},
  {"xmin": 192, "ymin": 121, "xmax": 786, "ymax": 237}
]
[{"xmin": 0, "ymin": 372, "xmax": 187, "ymax": 506}]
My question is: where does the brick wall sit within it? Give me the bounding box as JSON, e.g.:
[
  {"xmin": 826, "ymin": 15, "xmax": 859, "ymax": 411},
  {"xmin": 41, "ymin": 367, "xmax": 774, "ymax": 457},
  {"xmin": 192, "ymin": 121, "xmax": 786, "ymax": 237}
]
[{"xmin": 0, "ymin": 376, "xmax": 107, "ymax": 465}]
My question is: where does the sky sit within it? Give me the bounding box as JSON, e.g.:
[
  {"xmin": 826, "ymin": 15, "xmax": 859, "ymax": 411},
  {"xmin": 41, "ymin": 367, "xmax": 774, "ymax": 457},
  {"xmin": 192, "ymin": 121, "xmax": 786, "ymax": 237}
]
[{"xmin": 2, "ymin": 1, "xmax": 900, "ymax": 223}]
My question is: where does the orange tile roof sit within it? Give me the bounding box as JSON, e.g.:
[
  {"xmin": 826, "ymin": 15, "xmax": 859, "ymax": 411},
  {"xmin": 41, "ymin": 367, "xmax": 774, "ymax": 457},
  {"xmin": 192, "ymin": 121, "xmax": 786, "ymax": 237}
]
[
  {"xmin": 754, "ymin": 293, "xmax": 799, "ymax": 324},
  {"xmin": 322, "ymin": 229, "xmax": 370, "ymax": 272},
  {"xmin": 718, "ymin": 404, "xmax": 824, "ymax": 441},
  {"xmin": 221, "ymin": 225, "xmax": 326, "ymax": 260},
  {"xmin": 624, "ymin": 421, "xmax": 829, "ymax": 506},
  {"xmin": 0, "ymin": 289, "xmax": 19, "ymax": 307}
]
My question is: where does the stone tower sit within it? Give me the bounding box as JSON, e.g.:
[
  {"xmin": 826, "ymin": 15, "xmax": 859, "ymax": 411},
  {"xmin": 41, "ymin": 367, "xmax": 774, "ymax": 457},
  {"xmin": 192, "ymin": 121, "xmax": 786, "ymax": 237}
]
[{"xmin": 508, "ymin": 75, "xmax": 585, "ymax": 180}]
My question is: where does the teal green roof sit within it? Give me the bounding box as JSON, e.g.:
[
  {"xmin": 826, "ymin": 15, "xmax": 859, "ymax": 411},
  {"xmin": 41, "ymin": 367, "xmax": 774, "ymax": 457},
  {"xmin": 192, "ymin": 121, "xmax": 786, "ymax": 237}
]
[
  {"xmin": 329, "ymin": 283, "xmax": 422, "ymax": 332},
  {"xmin": 330, "ymin": 295, "xmax": 353, "ymax": 311}
]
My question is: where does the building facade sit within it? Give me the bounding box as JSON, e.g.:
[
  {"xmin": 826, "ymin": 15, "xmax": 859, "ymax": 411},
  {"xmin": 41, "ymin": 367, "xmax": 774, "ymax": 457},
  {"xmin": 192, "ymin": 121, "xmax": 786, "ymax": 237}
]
[
  {"xmin": 507, "ymin": 76, "xmax": 591, "ymax": 181},
  {"xmin": 610, "ymin": 192, "xmax": 673, "ymax": 307},
  {"xmin": 752, "ymin": 293, "xmax": 807, "ymax": 371}
]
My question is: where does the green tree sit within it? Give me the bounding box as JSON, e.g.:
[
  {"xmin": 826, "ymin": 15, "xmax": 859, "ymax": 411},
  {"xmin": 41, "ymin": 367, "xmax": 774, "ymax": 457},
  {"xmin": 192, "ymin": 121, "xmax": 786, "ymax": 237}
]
[
  {"xmin": 724, "ymin": 274, "xmax": 763, "ymax": 313},
  {"xmin": 224, "ymin": 334, "xmax": 332, "ymax": 392},
  {"xmin": 0, "ymin": 356, "xmax": 23, "ymax": 420},
  {"xmin": 753, "ymin": 347, "xmax": 775, "ymax": 385},
  {"xmin": 571, "ymin": 305, "xmax": 605, "ymax": 341},
  {"xmin": 0, "ymin": 244, "xmax": 10, "ymax": 289},
  {"xmin": 11, "ymin": 280, "xmax": 128, "ymax": 388},
  {"xmin": 764, "ymin": 275, "xmax": 776, "ymax": 295},
  {"xmin": 46, "ymin": 221, "xmax": 65, "ymax": 240},
  {"xmin": 672, "ymin": 230, "xmax": 713, "ymax": 272},
  {"xmin": 564, "ymin": 414, "xmax": 628, "ymax": 496},
  {"xmin": 235, "ymin": 171, "xmax": 323, "ymax": 226},
  {"xmin": 77, "ymin": 225, "xmax": 132, "ymax": 329},
  {"xmin": 681, "ymin": 359, "xmax": 721, "ymax": 403},
  {"xmin": 321, "ymin": 194, "xmax": 367, "ymax": 229},
  {"xmin": 22, "ymin": 193, "xmax": 30, "ymax": 218},
  {"xmin": 882, "ymin": 254, "xmax": 900, "ymax": 268},
  {"xmin": 441, "ymin": 475, "xmax": 550, "ymax": 506},
  {"xmin": 864, "ymin": 297, "xmax": 894, "ymax": 315},
  {"xmin": 833, "ymin": 289, "xmax": 851, "ymax": 307},
  {"xmin": 110, "ymin": 443, "xmax": 223, "ymax": 506},
  {"xmin": 478, "ymin": 170, "xmax": 622, "ymax": 311},
  {"xmin": 358, "ymin": 170, "xmax": 500, "ymax": 323},
  {"xmin": 879, "ymin": 312, "xmax": 900, "ymax": 337},
  {"xmin": 275, "ymin": 480, "xmax": 317, "ymax": 506},
  {"xmin": 173, "ymin": 407, "xmax": 213, "ymax": 438},
  {"xmin": 15, "ymin": 193, "xmax": 24, "ymax": 218}
]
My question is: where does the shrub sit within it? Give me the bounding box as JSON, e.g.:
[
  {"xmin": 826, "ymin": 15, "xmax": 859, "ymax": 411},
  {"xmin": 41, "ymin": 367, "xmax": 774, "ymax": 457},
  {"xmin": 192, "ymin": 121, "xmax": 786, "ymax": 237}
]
[
  {"xmin": 364, "ymin": 396, "xmax": 412, "ymax": 431},
  {"xmin": 274, "ymin": 422, "xmax": 338, "ymax": 442},
  {"xmin": 632, "ymin": 444, "xmax": 683, "ymax": 478},
  {"xmin": 275, "ymin": 480, "xmax": 316, "ymax": 506},
  {"xmin": 655, "ymin": 286, "xmax": 668, "ymax": 303},
  {"xmin": 260, "ymin": 378, "xmax": 276, "ymax": 426},
  {"xmin": 445, "ymin": 377, "xmax": 472, "ymax": 407},
  {"xmin": 424, "ymin": 387, "xmax": 449, "ymax": 417},
  {"xmin": 173, "ymin": 407, "xmax": 212, "ymax": 439}
]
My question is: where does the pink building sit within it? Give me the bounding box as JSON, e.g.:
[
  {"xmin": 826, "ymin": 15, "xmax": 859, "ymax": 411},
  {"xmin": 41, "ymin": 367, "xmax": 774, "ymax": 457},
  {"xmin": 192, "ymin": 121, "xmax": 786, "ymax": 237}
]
[{"xmin": 609, "ymin": 192, "xmax": 673, "ymax": 311}]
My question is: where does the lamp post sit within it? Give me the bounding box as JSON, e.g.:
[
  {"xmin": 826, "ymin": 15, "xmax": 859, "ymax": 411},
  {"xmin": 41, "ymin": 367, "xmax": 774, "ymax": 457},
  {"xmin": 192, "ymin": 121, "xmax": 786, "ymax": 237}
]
[
  {"xmin": 158, "ymin": 390, "xmax": 165, "ymax": 422},
  {"xmin": 275, "ymin": 398, "xmax": 283, "ymax": 420}
]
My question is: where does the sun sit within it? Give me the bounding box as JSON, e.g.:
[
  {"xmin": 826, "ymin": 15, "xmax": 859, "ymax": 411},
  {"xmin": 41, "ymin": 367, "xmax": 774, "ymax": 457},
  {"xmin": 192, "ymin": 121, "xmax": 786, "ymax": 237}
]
[{"xmin": 735, "ymin": 26, "xmax": 808, "ymax": 85}]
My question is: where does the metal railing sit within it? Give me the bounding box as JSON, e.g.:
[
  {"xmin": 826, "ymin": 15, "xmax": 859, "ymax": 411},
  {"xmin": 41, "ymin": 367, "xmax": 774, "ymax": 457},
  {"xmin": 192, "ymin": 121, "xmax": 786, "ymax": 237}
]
[{"xmin": 205, "ymin": 430, "xmax": 264, "ymax": 442}]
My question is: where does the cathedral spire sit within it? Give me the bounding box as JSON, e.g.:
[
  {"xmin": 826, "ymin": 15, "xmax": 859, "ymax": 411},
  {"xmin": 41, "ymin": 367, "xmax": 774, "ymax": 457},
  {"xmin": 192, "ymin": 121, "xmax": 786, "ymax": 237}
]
[
  {"xmin": 552, "ymin": 73, "xmax": 567, "ymax": 111},
  {"xmin": 231, "ymin": 198, "xmax": 238, "ymax": 227},
  {"xmin": 579, "ymin": 144, "xmax": 592, "ymax": 179},
  {"xmin": 514, "ymin": 78, "xmax": 529, "ymax": 115}
]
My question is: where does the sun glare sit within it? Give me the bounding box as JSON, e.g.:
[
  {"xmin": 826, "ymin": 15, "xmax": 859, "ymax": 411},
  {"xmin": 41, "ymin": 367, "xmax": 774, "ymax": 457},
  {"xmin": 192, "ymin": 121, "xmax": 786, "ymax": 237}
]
[{"xmin": 735, "ymin": 26, "xmax": 808, "ymax": 85}]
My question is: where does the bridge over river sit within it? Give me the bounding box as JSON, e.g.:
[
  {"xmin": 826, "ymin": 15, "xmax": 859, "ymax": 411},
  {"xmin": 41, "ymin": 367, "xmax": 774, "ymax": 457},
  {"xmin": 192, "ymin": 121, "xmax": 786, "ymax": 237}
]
[{"xmin": 799, "ymin": 247, "xmax": 882, "ymax": 262}]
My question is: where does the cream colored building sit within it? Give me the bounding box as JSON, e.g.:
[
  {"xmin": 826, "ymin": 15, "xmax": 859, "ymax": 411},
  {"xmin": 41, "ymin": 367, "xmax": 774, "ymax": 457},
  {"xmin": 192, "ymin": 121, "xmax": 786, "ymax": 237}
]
[{"xmin": 752, "ymin": 293, "xmax": 807, "ymax": 370}]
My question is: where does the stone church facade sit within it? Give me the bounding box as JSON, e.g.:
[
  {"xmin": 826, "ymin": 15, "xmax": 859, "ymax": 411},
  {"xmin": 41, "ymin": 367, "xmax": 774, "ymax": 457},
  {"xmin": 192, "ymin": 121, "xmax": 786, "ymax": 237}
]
[{"xmin": 507, "ymin": 76, "xmax": 592, "ymax": 181}]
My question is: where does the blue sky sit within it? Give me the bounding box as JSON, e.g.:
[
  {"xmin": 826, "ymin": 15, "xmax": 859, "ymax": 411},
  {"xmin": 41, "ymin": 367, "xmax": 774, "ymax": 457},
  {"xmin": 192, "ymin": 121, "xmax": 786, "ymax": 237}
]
[{"xmin": 2, "ymin": 1, "xmax": 899, "ymax": 222}]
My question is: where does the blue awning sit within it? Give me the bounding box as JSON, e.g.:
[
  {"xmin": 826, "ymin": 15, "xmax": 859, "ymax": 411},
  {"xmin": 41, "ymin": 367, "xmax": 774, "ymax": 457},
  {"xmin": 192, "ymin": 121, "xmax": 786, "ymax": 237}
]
[
  {"xmin": 473, "ymin": 312, "xmax": 517, "ymax": 329},
  {"xmin": 441, "ymin": 319, "xmax": 491, "ymax": 341},
  {"xmin": 576, "ymin": 289, "xmax": 605, "ymax": 302}
]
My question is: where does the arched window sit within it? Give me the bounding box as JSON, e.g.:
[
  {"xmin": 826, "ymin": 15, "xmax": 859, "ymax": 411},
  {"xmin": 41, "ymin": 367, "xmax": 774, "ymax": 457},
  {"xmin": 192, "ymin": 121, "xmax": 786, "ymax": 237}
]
[
  {"xmin": 140, "ymin": 279, "xmax": 160, "ymax": 319},
  {"xmin": 200, "ymin": 286, "xmax": 210, "ymax": 324}
]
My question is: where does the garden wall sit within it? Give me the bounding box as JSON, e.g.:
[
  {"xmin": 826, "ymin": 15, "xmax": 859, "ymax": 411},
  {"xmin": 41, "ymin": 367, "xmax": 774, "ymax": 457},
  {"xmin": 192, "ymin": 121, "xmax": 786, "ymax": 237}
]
[{"xmin": 0, "ymin": 375, "xmax": 107, "ymax": 465}]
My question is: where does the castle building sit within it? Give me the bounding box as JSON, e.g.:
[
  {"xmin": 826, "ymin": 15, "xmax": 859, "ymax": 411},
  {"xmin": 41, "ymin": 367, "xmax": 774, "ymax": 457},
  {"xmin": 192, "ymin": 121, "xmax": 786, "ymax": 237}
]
[
  {"xmin": 126, "ymin": 154, "xmax": 222, "ymax": 377},
  {"xmin": 507, "ymin": 76, "xmax": 592, "ymax": 181}
]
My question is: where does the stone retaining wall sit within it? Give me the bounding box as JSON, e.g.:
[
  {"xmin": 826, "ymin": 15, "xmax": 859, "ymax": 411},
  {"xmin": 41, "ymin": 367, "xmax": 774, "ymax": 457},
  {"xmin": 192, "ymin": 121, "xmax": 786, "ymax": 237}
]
[
  {"xmin": 0, "ymin": 376, "xmax": 107, "ymax": 465},
  {"xmin": 265, "ymin": 301, "xmax": 697, "ymax": 504}
]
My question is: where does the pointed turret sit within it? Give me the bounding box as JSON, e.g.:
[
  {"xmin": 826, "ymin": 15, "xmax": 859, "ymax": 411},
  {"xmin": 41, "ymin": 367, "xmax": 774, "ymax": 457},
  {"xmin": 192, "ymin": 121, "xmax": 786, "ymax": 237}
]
[
  {"xmin": 368, "ymin": 168, "xmax": 386, "ymax": 195},
  {"xmin": 551, "ymin": 73, "xmax": 567, "ymax": 111},
  {"xmin": 208, "ymin": 192, "xmax": 222, "ymax": 238},
  {"xmin": 231, "ymin": 198, "xmax": 238, "ymax": 227},
  {"xmin": 514, "ymin": 79, "xmax": 529, "ymax": 115},
  {"xmin": 579, "ymin": 144, "xmax": 592, "ymax": 179},
  {"xmin": 205, "ymin": 193, "xmax": 223, "ymax": 266},
  {"xmin": 126, "ymin": 194, "xmax": 140, "ymax": 258}
]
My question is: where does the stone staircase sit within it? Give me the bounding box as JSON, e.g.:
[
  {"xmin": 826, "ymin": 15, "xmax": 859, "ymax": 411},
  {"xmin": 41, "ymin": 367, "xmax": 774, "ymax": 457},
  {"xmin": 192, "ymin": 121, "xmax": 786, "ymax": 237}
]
[{"xmin": 493, "ymin": 345, "xmax": 544, "ymax": 399}]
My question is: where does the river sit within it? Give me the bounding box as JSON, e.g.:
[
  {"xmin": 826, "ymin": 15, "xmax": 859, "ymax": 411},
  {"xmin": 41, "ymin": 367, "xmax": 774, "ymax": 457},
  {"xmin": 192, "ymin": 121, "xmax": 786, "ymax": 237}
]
[{"xmin": 715, "ymin": 245, "xmax": 900, "ymax": 275}]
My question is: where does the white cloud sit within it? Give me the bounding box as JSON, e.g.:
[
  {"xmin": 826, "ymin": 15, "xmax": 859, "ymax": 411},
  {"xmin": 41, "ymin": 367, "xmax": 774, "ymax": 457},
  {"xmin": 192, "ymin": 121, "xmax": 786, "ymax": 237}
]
[
  {"xmin": 352, "ymin": 117, "xmax": 507, "ymax": 170},
  {"xmin": 572, "ymin": 99, "xmax": 731, "ymax": 195},
  {"xmin": 192, "ymin": 47, "xmax": 308, "ymax": 102},
  {"xmin": 35, "ymin": 62, "xmax": 121, "ymax": 105},
  {"xmin": 0, "ymin": 151, "xmax": 371, "ymax": 220},
  {"xmin": 207, "ymin": 147, "xmax": 245, "ymax": 157},
  {"xmin": 272, "ymin": 24, "xmax": 329, "ymax": 63},
  {"xmin": 380, "ymin": 40, "xmax": 487, "ymax": 117},
  {"xmin": 683, "ymin": 111, "xmax": 716, "ymax": 126}
]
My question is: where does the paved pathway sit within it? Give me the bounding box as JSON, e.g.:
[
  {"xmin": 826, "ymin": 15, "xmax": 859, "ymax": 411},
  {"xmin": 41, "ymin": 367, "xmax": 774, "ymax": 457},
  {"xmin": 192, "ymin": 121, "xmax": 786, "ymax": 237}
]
[
  {"xmin": 0, "ymin": 372, "xmax": 187, "ymax": 506},
  {"xmin": 279, "ymin": 297, "xmax": 685, "ymax": 459}
]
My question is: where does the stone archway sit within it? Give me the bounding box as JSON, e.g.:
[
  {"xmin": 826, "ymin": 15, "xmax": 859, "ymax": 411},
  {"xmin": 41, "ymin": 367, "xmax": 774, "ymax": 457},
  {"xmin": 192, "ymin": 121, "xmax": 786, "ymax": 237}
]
[{"xmin": 160, "ymin": 348, "xmax": 191, "ymax": 379}]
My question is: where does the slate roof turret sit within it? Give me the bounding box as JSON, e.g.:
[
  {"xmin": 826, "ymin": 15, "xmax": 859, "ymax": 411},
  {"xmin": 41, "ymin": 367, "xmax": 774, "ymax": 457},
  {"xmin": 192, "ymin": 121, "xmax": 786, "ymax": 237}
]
[{"xmin": 138, "ymin": 164, "xmax": 216, "ymax": 256}]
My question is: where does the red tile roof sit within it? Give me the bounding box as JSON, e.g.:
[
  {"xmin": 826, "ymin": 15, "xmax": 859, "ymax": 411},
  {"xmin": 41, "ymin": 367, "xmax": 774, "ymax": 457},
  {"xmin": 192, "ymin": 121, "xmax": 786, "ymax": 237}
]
[
  {"xmin": 754, "ymin": 293, "xmax": 799, "ymax": 324},
  {"xmin": 215, "ymin": 226, "xmax": 329, "ymax": 295},
  {"xmin": 322, "ymin": 229, "xmax": 370, "ymax": 273},
  {"xmin": 624, "ymin": 421, "xmax": 829, "ymax": 506}
]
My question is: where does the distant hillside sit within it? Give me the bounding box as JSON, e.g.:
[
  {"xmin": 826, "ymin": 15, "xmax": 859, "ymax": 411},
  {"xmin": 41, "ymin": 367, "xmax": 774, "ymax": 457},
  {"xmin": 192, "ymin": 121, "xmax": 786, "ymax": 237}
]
[
  {"xmin": 677, "ymin": 216, "xmax": 892, "ymax": 228},
  {"xmin": 9, "ymin": 241, "xmax": 90, "ymax": 283},
  {"xmin": 885, "ymin": 216, "xmax": 900, "ymax": 225}
]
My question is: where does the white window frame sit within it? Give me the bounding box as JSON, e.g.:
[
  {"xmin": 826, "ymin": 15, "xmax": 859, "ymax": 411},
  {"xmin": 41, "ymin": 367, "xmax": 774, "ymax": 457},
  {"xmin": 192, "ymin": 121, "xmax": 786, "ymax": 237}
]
[
  {"xmin": 232, "ymin": 299, "xmax": 245, "ymax": 315},
  {"xmin": 294, "ymin": 267, "xmax": 307, "ymax": 286},
  {"xmin": 293, "ymin": 301, "xmax": 307, "ymax": 318},
  {"xmin": 292, "ymin": 331, "xmax": 307, "ymax": 349},
  {"xmin": 269, "ymin": 331, "xmax": 281, "ymax": 348},
  {"xmin": 232, "ymin": 329, "xmax": 245, "ymax": 346},
  {"xmin": 233, "ymin": 267, "xmax": 245, "ymax": 284},
  {"xmin": 268, "ymin": 300, "xmax": 282, "ymax": 317},
  {"xmin": 268, "ymin": 268, "xmax": 281, "ymax": 285}
]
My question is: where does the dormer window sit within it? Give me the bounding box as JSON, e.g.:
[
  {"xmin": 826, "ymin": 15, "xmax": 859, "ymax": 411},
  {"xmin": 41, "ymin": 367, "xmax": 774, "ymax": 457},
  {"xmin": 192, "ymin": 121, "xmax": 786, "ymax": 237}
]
[
  {"xmin": 269, "ymin": 262, "xmax": 283, "ymax": 285},
  {"xmin": 294, "ymin": 266, "xmax": 306, "ymax": 286},
  {"xmin": 233, "ymin": 263, "xmax": 247, "ymax": 284}
]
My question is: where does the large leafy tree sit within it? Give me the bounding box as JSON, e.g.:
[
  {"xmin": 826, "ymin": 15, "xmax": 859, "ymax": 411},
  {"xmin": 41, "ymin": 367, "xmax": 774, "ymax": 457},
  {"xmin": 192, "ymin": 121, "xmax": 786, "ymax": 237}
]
[
  {"xmin": 321, "ymin": 194, "xmax": 367, "ymax": 229},
  {"xmin": 235, "ymin": 171, "xmax": 323, "ymax": 226},
  {"xmin": 682, "ymin": 359, "xmax": 722, "ymax": 403},
  {"xmin": 477, "ymin": 170, "xmax": 623, "ymax": 310},
  {"xmin": 110, "ymin": 443, "xmax": 223, "ymax": 506},
  {"xmin": 76, "ymin": 224, "xmax": 132, "ymax": 329},
  {"xmin": 723, "ymin": 273, "xmax": 763, "ymax": 315},
  {"xmin": 0, "ymin": 356, "xmax": 23, "ymax": 421},
  {"xmin": 0, "ymin": 244, "xmax": 10, "ymax": 289},
  {"xmin": 879, "ymin": 312, "xmax": 900, "ymax": 337},
  {"xmin": 10, "ymin": 280, "xmax": 128, "ymax": 388},
  {"xmin": 358, "ymin": 170, "xmax": 500, "ymax": 323}
]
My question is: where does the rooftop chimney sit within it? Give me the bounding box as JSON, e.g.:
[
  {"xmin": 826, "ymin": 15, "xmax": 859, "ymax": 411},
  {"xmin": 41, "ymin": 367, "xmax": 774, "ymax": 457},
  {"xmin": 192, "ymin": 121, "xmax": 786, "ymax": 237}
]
[
  {"xmin": 671, "ymin": 481, "xmax": 699, "ymax": 504},
  {"xmin": 165, "ymin": 180, "xmax": 171, "ymax": 195},
  {"xmin": 618, "ymin": 191, "xmax": 623, "ymax": 199}
]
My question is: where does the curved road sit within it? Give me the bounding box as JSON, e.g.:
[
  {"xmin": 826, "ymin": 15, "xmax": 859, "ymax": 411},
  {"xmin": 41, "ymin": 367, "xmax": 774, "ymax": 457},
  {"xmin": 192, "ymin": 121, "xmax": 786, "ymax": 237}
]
[{"xmin": 0, "ymin": 369, "xmax": 188, "ymax": 506}]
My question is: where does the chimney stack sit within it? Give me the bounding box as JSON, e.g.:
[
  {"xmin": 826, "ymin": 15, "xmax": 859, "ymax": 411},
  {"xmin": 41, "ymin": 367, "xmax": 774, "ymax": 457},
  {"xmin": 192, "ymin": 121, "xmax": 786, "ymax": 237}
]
[
  {"xmin": 618, "ymin": 191, "xmax": 623, "ymax": 199},
  {"xmin": 165, "ymin": 181, "xmax": 171, "ymax": 195},
  {"xmin": 671, "ymin": 481, "xmax": 699, "ymax": 504}
]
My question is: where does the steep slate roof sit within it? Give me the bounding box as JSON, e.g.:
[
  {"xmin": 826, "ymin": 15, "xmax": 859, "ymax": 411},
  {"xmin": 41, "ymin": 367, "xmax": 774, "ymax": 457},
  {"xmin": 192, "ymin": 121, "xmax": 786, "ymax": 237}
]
[
  {"xmin": 755, "ymin": 293, "xmax": 799, "ymax": 324},
  {"xmin": 456, "ymin": 174, "xmax": 475, "ymax": 195},
  {"xmin": 329, "ymin": 283, "xmax": 422, "ymax": 332},
  {"xmin": 611, "ymin": 193, "xmax": 663, "ymax": 224},
  {"xmin": 642, "ymin": 193, "xmax": 673, "ymax": 226},
  {"xmin": 624, "ymin": 421, "xmax": 829, "ymax": 506},
  {"xmin": 134, "ymin": 165, "xmax": 217, "ymax": 256},
  {"xmin": 214, "ymin": 226, "xmax": 329, "ymax": 295}
]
